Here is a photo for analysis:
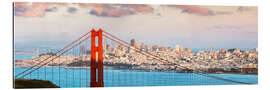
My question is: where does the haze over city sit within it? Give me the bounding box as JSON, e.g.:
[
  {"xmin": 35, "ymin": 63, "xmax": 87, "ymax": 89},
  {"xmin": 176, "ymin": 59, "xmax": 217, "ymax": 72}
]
[{"xmin": 14, "ymin": 2, "xmax": 258, "ymax": 50}]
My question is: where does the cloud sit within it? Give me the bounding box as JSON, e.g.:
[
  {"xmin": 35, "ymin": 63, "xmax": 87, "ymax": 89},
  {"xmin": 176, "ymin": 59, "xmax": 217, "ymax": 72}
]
[
  {"xmin": 168, "ymin": 5, "xmax": 214, "ymax": 16},
  {"xmin": 14, "ymin": 4, "xmax": 27, "ymax": 16},
  {"xmin": 14, "ymin": 2, "xmax": 69, "ymax": 17},
  {"xmin": 45, "ymin": 7, "xmax": 58, "ymax": 12},
  {"xmin": 13, "ymin": 2, "xmax": 27, "ymax": 6},
  {"xmin": 67, "ymin": 7, "xmax": 77, "ymax": 13},
  {"xmin": 89, "ymin": 6, "xmax": 135, "ymax": 17},
  {"xmin": 14, "ymin": 3, "xmax": 154, "ymax": 18},
  {"xmin": 89, "ymin": 4, "xmax": 153, "ymax": 17},
  {"xmin": 121, "ymin": 4, "xmax": 153, "ymax": 14},
  {"xmin": 237, "ymin": 6, "xmax": 252, "ymax": 12},
  {"xmin": 14, "ymin": 2, "xmax": 48, "ymax": 17}
]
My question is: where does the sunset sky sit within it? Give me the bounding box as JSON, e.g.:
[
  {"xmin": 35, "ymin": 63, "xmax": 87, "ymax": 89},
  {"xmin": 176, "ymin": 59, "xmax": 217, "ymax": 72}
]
[{"xmin": 14, "ymin": 2, "xmax": 258, "ymax": 50}]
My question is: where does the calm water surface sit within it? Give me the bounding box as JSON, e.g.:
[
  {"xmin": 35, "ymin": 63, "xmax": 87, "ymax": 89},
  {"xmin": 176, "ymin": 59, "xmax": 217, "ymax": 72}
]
[{"xmin": 14, "ymin": 67, "xmax": 258, "ymax": 88}]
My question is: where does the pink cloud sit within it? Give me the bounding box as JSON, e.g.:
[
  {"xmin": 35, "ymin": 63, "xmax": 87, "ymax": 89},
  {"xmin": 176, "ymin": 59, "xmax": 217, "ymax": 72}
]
[
  {"xmin": 124, "ymin": 4, "xmax": 153, "ymax": 14},
  {"xmin": 14, "ymin": 2, "xmax": 154, "ymax": 18},
  {"xmin": 169, "ymin": 5, "xmax": 214, "ymax": 16},
  {"xmin": 89, "ymin": 4, "xmax": 153, "ymax": 17},
  {"xmin": 90, "ymin": 6, "xmax": 135, "ymax": 17},
  {"xmin": 14, "ymin": 3, "xmax": 45, "ymax": 17},
  {"xmin": 14, "ymin": 2, "xmax": 67, "ymax": 17}
]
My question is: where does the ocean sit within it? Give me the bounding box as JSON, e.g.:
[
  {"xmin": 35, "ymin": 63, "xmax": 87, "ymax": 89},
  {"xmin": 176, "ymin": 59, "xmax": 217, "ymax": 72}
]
[
  {"xmin": 14, "ymin": 67, "xmax": 258, "ymax": 88},
  {"xmin": 13, "ymin": 48, "xmax": 258, "ymax": 87}
]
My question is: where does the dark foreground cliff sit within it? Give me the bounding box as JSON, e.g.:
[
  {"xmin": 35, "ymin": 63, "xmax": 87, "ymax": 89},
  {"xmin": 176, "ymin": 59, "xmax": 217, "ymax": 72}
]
[{"xmin": 14, "ymin": 79, "xmax": 60, "ymax": 88}]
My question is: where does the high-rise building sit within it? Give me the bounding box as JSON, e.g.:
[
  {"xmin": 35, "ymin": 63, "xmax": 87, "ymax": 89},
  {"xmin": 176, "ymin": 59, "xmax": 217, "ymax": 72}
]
[
  {"xmin": 186, "ymin": 48, "xmax": 191, "ymax": 55},
  {"xmin": 116, "ymin": 45, "xmax": 123, "ymax": 56},
  {"xmin": 140, "ymin": 43, "xmax": 146, "ymax": 51},
  {"xmin": 104, "ymin": 41, "xmax": 107, "ymax": 50},
  {"xmin": 128, "ymin": 46, "xmax": 135, "ymax": 53},
  {"xmin": 220, "ymin": 49, "xmax": 225, "ymax": 53},
  {"xmin": 210, "ymin": 46, "xmax": 214, "ymax": 54},
  {"xmin": 179, "ymin": 47, "xmax": 183, "ymax": 55},
  {"xmin": 130, "ymin": 38, "xmax": 137, "ymax": 48},
  {"xmin": 234, "ymin": 49, "xmax": 241, "ymax": 54},
  {"xmin": 128, "ymin": 38, "xmax": 137, "ymax": 53},
  {"xmin": 122, "ymin": 46, "xmax": 127, "ymax": 53},
  {"xmin": 186, "ymin": 48, "xmax": 191, "ymax": 53},
  {"xmin": 175, "ymin": 45, "xmax": 180, "ymax": 52},
  {"xmin": 117, "ymin": 44, "xmax": 122, "ymax": 51},
  {"xmin": 244, "ymin": 50, "xmax": 249, "ymax": 55},
  {"xmin": 159, "ymin": 45, "xmax": 166, "ymax": 51},
  {"xmin": 253, "ymin": 48, "xmax": 257, "ymax": 53},
  {"xmin": 213, "ymin": 51, "xmax": 219, "ymax": 59},
  {"xmin": 167, "ymin": 47, "xmax": 173, "ymax": 52},
  {"xmin": 144, "ymin": 45, "xmax": 149, "ymax": 52},
  {"xmin": 152, "ymin": 45, "xmax": 158, "ymax": 51}
]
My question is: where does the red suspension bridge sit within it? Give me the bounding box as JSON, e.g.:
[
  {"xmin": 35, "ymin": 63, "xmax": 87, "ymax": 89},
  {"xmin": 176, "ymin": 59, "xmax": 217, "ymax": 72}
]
[{"xmin": 14, "ymin": 29, "xmax": 255, "ymax": 88}]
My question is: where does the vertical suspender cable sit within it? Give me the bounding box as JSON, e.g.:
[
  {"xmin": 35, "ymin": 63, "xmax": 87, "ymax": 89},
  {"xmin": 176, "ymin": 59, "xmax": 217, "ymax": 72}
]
[
  {"xmin": 51, "ymin": 56, "xmax": 53, "ymax": 81},
  {"xmin": 59, "ymin": 54, "xmax": 61, "ymax": 86},
  {"xmin": 89, "ymin": 37, "xmax": 91, "ymax": 87},
  {"xmin": 111, "ymin": 41, "xmax": 114, "ymax": 87},
  {"xmin": 79, "ymin": 44, "xmax": 82, "ymax": 87},
  {"xmin": 72, "ymin": 47, "xmax": 75, "ymax": 87},
  {"xmin": 85, "ymin": 38, "xmax": 88, "ymax": 87},
  {"xmin": 29, "ymin": 59, "xmax": 32, "ymax": 79},
  {"xmin": 37, "ymin": 58, "xmax": 39, "ymax": 79},
  {"xmin": 44, "ymin": 61, "xmax": 46, "ymax": 80},
  {"xmin": 65, "ymin": 54, "xmax": 68, "ymax": 88}
]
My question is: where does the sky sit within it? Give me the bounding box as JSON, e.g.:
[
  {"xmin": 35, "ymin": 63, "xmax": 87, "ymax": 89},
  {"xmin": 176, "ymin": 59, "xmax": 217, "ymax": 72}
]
[{"xmin": 14, "ymin": 2, "xmax": 258, "ymax": 50}]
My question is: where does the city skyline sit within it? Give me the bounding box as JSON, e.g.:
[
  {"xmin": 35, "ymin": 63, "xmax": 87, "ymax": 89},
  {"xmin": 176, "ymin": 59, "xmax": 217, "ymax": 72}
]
[{"xmin": 14, "ymin": 2, "xmax": 258, "ymax": 50}]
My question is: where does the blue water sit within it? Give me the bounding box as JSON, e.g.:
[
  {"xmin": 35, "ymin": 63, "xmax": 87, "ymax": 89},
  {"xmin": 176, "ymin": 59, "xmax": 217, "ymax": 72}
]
[{"xmin": 14, "ymin": 67, "xmax": 258, "ymax": 88}]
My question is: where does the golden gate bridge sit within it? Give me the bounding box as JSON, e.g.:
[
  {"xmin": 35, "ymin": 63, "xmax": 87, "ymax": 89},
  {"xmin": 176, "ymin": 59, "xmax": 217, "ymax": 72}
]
[{"xmin": 14, "ymin": 28, "xmax": 254, "ymax": 88}]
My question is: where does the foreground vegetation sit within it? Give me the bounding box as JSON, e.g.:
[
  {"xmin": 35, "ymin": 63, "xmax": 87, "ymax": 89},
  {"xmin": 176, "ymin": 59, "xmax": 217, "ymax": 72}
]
[{"xmin": 14, "ymin": 79, "xmax": 60, "ymax": 88}]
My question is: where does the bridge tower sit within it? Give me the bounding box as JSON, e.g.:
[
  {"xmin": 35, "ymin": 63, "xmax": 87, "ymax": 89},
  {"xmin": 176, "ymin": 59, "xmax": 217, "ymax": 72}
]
[{"xmin": 90, "ymin": 29, "xmax": 104, "ymax": 87}]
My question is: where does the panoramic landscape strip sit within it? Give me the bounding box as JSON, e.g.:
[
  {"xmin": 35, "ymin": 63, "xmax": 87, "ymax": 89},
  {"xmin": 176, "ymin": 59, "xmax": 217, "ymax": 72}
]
[{"xmin": 14, "ymin": 2, "xmax": 257, "ymax": 88}]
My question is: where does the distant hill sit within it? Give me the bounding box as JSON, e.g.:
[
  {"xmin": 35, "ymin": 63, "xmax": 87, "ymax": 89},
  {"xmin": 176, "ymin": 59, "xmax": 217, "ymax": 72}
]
[{"xmin": 14, "ymin": 79, "xmax": 60, "ymax": 88}]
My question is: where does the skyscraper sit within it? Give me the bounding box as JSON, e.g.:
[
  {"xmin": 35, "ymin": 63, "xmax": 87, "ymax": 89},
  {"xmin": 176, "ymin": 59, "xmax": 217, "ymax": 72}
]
[
  {"xmin": 175, "ymin": 44, "xmax": 180, "ymax": 52},
  {"xmin": 140, "ymin": 43, "xmax": 145, "ymax": 51},
  {"xmin": 253, "ymin": 48, "xmax": 257, "ymax": 53},
  {"xmin": 130, "ymin": 38, "xmax": 137, "ymax": 48},
  {"xmin": 179, "ymin": 47, "xmax": 183, "ymax": 55},
  {"xmin": 129, "ymin": 38, "xmax": 137, "ymax": 53},
  {"xmin": 159, "ymin": 45, "xmax": 166, "ymax": 51},
  {"xmin": 104, "ymin": 41, "xmax": 107, "ymax": 50},
  {"xmin": 210, "ymin": 46, "xmax": 214, "ymax": 54},
  {"xmin": 167, "ymin": 47, "xmax": 173, "ymax": 52},
  {"xmin": 244, "ymin": 50, "xmax": 249, "ymax": 55},
  {"xmin": 186, "ymin": 48, "xmax": 191, "ymax": 55},
  {"xmin": 220, "ymin": 49, "xmax": 225, "ymax": 53},
  {"xmin": 152, "ymin": 45, "xmax": 158, "ymax": 51}
]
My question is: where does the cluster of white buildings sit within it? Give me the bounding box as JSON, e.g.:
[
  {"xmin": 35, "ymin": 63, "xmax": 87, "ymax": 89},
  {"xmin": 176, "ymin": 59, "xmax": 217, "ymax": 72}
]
[
  {"xmin": 102, "ymin": 39, "xmax": 258, "ymax": 73},
  {"xmin": 15, "ymin": 39, "xmax": 258, "ymax": 73}
]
